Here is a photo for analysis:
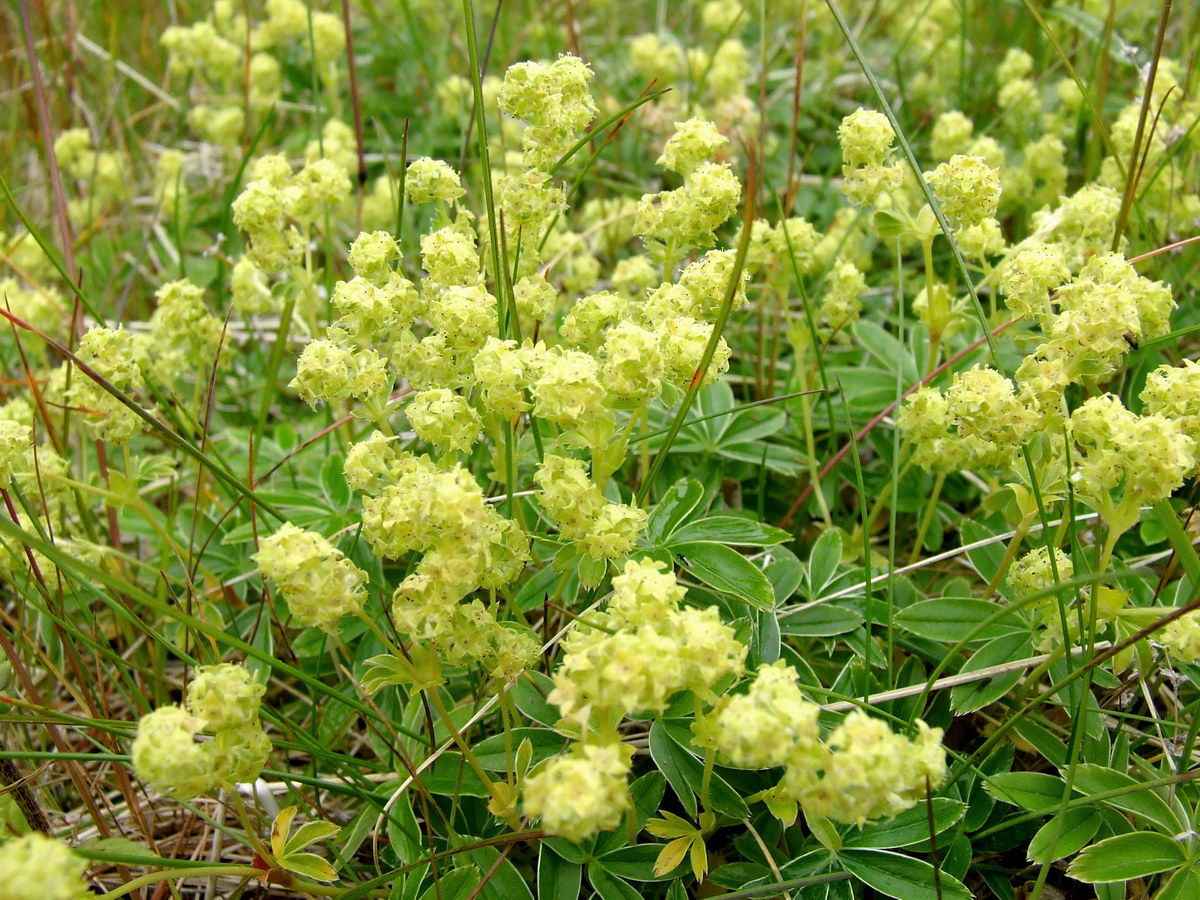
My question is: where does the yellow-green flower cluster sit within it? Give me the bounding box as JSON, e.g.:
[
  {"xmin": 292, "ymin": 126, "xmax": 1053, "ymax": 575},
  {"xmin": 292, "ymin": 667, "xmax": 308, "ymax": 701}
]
[
  {"xmin": 1009, "ymin": 546, "xmax": 1073, "ymax": 602},
  {"xmin": 1141, "ymin": 361, "xmax": 1200, "ymax": 448},
  {"xmin": 1160, "ymin": 611, "xmax": 1200, "ymax": 663},
  {"xmin": 1070, "ymin": 394, "xmax": 1195, "ymax": 508},
  {"xmin": 522, "ymin": 741, "xmax": 634, "ymax": 843},
  {"xmin": 146, "ymin": 279, "xmax": 226, "ymax": 382},
  {"xmin": 362, "ymin": 459, "xmax": 529, "ymax": 661},
  {"xmin": 997, "ymin": 243, "xmax": 1069, "ymax": 321},
  {"xmin": 838, "ymin": 108, "xmax": 903, "ymax": 208},
  {"xmin": 406, "ymin": 158, "xmax": 466, "ymax": 205},
  {"xmin": 497, "ymin": 54, "xmax": 598, "ymax": 170},
  {"xmin": 780, "ymin": 713, "xmax": 946, "ymax": 826},
  {"xmin": 0, "ymin": 833, "xmax": 92, "ymax": 900},
  {"xmin": 899, "ymin": 366, "xmax": 1036, "ymax": 473},
  {"xmin": 131, "ymin": 663, "xmax": 270, "ymax": 798},
  {"xmin": 291, "ymin": 339, "xmax": 391, "ymax": 406},
  {"xmin": 0, "ymin": 420, "xmax": 31, "ymax": 489},
  {"xmin": 254, "ymin": 522, "xmax": 368, "ymax": 632},
  {"xmin": 232, "ymin": 154, "xmax": 351, "ymax": 273},
  {"xmin": 700, "ymin": 663, "xmax": 946, "ymax": 826},
  {"xmin": 1040, "ymin": 252, "xmax": 1173, "ymax": 382},
  {"xmin": 68, "ymin": 326, "xmax": 146, "ymax": 444},
  {"xmin": 535, "ymin": 455, "xmax": 645, "ymax": 561},
  {"xmin": 924, "ymin": 154, "xmax": 1001, "ymax": 229},
  {"xmin": 52, "ymin": 128, "xmax": 127, "ymax": 224},
  {"xmin": 548, "ymin": 557, "xmax": 746, "ymax": 727},
  {"xmin": 636, "ymin": 118, "xmax": 742, "ymax": 258},
  {"xmin": 701, "ymin": 661, "xmax": 821, "ymax": 769},
  {"xmin": 406, "ymin": 388, "xmax": 482, "ymax": 455}
]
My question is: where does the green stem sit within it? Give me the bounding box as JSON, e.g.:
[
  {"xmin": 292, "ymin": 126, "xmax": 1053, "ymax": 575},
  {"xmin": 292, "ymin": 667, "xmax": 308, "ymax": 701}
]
[
  {"xmin": 908, "ymin": 471, "xmax": 946, "ymax": 565},
  {"xmin": 424, "ymin": 686, "xmax": 518, "ymax": 828},
  {"xmin": 97, "ymin": 866, "xmax": 261, "ymax": 900}
]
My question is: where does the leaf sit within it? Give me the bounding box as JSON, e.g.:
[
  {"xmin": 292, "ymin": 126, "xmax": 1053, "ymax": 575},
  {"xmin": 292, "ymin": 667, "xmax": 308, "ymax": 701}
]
[
  {"xmin": 600, "ymin": 843, "xmax": 681, "ymax": 882},
  {"xmin": 472, "ymin": 729, "xmax": 569, "ymax": 770},
  {"xmin": 950, "ymin": 632, "xmax": 1033, "ymax": 713},
  {"xmin": 1071, "ymin": 764, "xmax": 1184, "ymax": 833},
  {"xmin": 417, "ymin": 867, "xmax": 480, "ymax": 900},
  {"xmin": 842, "ymin": 799, "xmax": 967, "ymax": 850},
  {"xmin": 765, "ymin": 548, "xmax": 804, "ymax": 602},
  {"xmin": 421, "ymin": 752, "xmax": 492, "ymax": 798},
  {"xmin": 985, "ymin": 772, "xmax": 1068, "ymax": 811},
  {"xmin": 361, "ymin": 654, "xmax": 416, "ymax": 693},
  {"xmin": 646, "ymin": 478, "xmax": 706, "ymax": 544},
  {"xmin": 538, "ymin": 846, "xmax": 582, "ymax": 900},
  {"xmin": 648, "ymin": 721, "xmax": 750, "ymax": 820},
  {"xmin": 779, "ymin": 603, "xmax": 864, "ymax": 637},
  {"xmin": 587, "ymin": 863, "xmax": 643, "ymax": 900},
  {"xmin": 894, "ymin": 597, "xmax": 1024, "ymax": 642},
  {"xmin": 75, "ymin": 837, "xmax": 166, "ymax": 866},
  {"xmin": 668, "ymin": 516, "xmax": 790, "ymax": 547},
  {"xmin": 1067, "ymin": 832, "xmax": 1186, "ymax": 883},
  {"xmin": 1156, "ymin": 866, "xmax": 1200, "ymax": 900},
  {"xmin": 511, "ymin": 670, "xmax": 560, "ymax": 728},
  {"xmin": 646, "ymin": 810, "xmax": 696, "ymax": 839},
  {"xmin": 284, "ymin": 820, "xmax": 341, "ymax": 855},
  {"xmin": 649, "ymin": 720, "xmax": 697, "ymax": 819},
  {"xmin": 838, "ymin": 849, "xmax": 972, "ymax": 900},
  {"xmin": 853, "ymin": 320, "xmax": 917, "ymax": 383},
  {"xmin": 271, "ymin": 806, "xmax": 299, "ymax": 859},
  {"xmin": 278, "ymin": 850, "xmax": 338, "ymax": 883},
  {"xmin": 1027, "ymin": 807, "xmax": 1102, "ymax": 864},
  {"xmin": 675, "ymin": 542, "xmax": 774, "ymax": 609},
  {"xmin": 653, "ymin": 838, "xmax": 691, "ymax": 878},
  {"xmin": 808, "ymin": 529, "xmax": 843, "ymax": 597},
  {"xmin": 461, "ymin": 845, "xmax": 535, "ymax": 900}
]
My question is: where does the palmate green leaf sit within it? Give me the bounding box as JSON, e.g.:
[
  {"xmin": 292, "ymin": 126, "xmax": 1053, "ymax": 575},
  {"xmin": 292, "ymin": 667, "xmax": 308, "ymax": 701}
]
[
  {"xmin": 841, "ymin": 799, "xmax": 967, "ymax": 850},
  {"xmin": 984, "ymin": 772, "xmax": 1069, "ymax": 811},
  {"xmin": 778, "ymin": 603, "xmax": 864, "ymax": 637},
  {"xmin": 1070, "ymin": 764, "xmax": 1184, "ymax": 833},
  {"xmin": 1067, "ymin": 832, "xmax": 1187, "ymax": 883},
  {"xmin": 807, "ymin": 528, "xmax": 843, "ymax": 598},
  {"xmin": 538, "ymin": 845, "xmax": 582, "ymax": 900},
  {"xmin": 645, "ymin": 478, "xmax": 706, "ymax": 544},
  {"xmin": 587, "ymin": 863, "xmax": 643, "ymax": 900},
  {"xmin": 950, "ymin": 632, "xmax": 1033, "ymax": 713},
  {"xmin": 667, "ymin": 516, "xmax": 790, "ymax": 547},
  {"xmin": 674, "ymin": 542, "xmax": 774, "ymax": 610},
  {"xmin": 894, "ymin": 597, "xmax": 1025, "ymax": 642},
  {"xmin": 278, "ymin": 851, "xmax": 338, "ymax": 883},
  {"xmin": 837, "ymin": 849, "xmax": 972, "ymax": 900},
  {"xmin": 1027, "ymin": 807, "xmax": 1102, "ymax": 864}
]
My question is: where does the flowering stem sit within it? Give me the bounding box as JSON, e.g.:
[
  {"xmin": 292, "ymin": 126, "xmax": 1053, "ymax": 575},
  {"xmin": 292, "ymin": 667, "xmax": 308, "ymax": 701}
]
[
  {"xmin": 798, "ymin": 363, "xmax": 832, "ymax": 528},
  {"xmin": 982, "ymin": 515, "xmax": 1034, "ymax": 600},
  {"xmin": 423, "ymin": 686, "xmax": 519, "ymax": 828},
  {"xmin": 908, "ymin": 471, "xmax": 946, "ymax": 566},
  {"xmin": 920, "ymin": 237, "xmax": 942, "ymax": 375}
]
